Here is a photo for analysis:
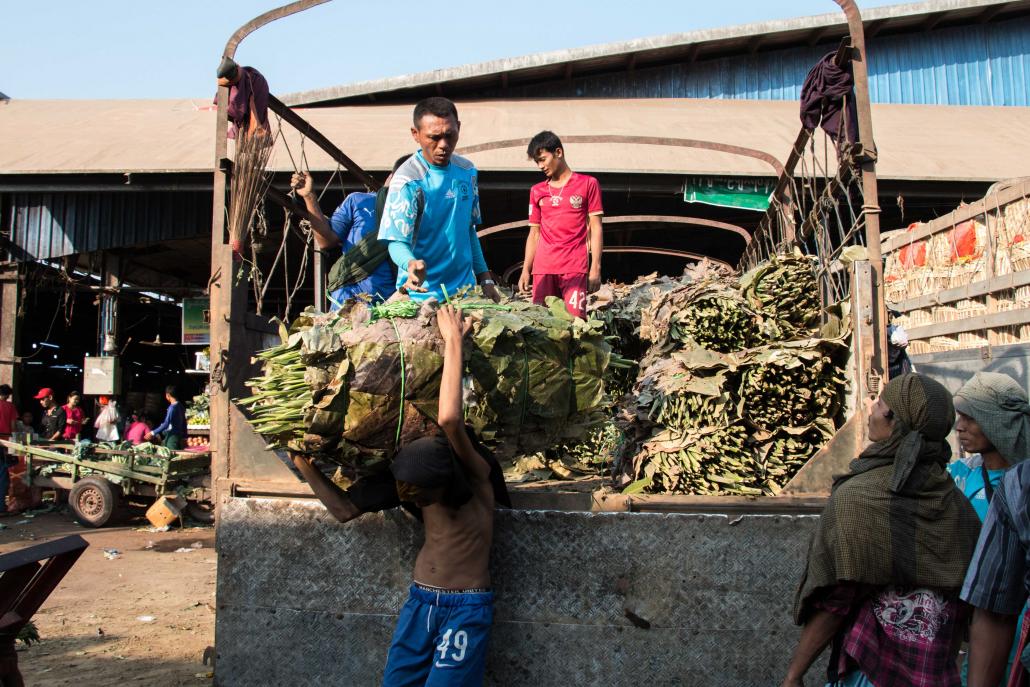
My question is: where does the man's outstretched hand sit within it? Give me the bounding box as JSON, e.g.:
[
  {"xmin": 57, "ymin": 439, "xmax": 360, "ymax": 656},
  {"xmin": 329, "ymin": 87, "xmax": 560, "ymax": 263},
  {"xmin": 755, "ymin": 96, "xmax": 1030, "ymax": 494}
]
[{"xmin": 401, "ymin": 259, "xmax": 428, "ymax": 294}]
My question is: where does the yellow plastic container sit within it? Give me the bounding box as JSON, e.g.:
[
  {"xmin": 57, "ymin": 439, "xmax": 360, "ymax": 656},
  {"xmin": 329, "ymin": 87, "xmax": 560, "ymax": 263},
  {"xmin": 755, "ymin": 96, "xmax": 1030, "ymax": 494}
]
[{"xmin": 146, "ymin": 495, "xmax": 187, "ymax": 528}]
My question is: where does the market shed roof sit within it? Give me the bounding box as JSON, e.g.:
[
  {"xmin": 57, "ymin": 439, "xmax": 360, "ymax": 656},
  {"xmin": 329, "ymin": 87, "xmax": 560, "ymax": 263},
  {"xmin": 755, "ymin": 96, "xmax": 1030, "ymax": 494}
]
[
  {"xmin": 280, "ymin": 0, "xmax": 1030, "ymax": 106},
  {"xmin": 1, "ymin": 97, "xmax": 1028, "ymax": 183}
]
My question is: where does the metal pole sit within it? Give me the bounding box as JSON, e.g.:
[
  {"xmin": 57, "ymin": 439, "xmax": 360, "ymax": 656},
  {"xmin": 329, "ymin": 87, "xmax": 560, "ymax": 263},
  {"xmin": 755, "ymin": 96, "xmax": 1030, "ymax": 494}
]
[
  {"xmin": 834, "ymin": 0, "xmax": 886, "ymax": 397},
  {"xmin": 209, "ymin": 0, "xmax": 332, "ymax": 510}
]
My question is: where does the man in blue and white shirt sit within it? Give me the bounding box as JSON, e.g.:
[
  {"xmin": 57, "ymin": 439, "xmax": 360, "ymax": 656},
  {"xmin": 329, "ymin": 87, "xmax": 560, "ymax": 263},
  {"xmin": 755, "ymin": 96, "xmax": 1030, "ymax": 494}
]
[{"xmin": 378, "ymin": 97, "xmax": 501, "ymax": 303}]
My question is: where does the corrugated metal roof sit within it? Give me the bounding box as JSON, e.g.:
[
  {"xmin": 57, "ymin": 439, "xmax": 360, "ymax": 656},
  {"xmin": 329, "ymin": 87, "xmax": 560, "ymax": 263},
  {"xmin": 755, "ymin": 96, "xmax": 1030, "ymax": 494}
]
[
  {"xmin": 8, "ymin": 191, "xmax": 211, "ymax": 261},
  {"xmin": 281, "ymin": 0, "xmax": 1030, "ymax": 106},
  {"xmin": 0, "ymin": 98, "xmax": 1027, "ymax": 183},
  {"xmin": 481, "ymin": 16, "xmax": 1030, "ymax": 106}
]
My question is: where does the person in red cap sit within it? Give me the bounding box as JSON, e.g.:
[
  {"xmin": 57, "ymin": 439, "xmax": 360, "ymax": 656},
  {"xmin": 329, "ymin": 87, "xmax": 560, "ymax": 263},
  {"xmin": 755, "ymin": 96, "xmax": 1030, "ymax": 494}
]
[{"xmin": 36, "ymin": 388, "xmax": 66, "ymax": 441}]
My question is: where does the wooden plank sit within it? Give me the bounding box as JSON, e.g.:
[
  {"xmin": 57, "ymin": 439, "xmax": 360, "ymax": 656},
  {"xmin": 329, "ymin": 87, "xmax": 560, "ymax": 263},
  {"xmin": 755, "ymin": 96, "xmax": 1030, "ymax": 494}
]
[
  {"xmin": 908, "ymin": 309, "xmax": 1030, "ymax": 341},
  {"xmin": 0, "ymin": 440, "xmax": 166, "ymax": 485},
  {"xmin": 882, "ymin": 181, "xmax": 1030, "ymax": 252},
  {"xmin": 218, "ymin": 477, "xmax": 312, "ymax": 498},
  {"xmin": 626, "ymin": 494, "xmax": 827, "ymax": 514},
  {"xmin": 892, "ymin": 269, "xmax": 1030, "ymax": 311}
]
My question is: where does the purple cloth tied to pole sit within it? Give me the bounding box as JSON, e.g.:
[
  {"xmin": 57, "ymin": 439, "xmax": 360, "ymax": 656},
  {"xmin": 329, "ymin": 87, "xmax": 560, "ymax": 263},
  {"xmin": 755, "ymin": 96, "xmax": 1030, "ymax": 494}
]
[
  {"xmin": 225, "ymin": 66, "xmax": 269, "ymax": 140},
  {"xmin": 800, "ymin": 52, "xmax": 859, "ymax": 148}
]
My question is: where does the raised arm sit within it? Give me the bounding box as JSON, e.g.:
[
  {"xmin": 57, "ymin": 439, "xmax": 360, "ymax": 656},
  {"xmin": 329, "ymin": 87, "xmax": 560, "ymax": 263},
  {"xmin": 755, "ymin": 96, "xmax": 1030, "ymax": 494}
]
[
  {"xmin": 436, "ymin": 304, "xmax": 490, "ymax": 483},
  {"xmin": 290, "ymin": 172, "xmax": 338, "ymax": 251},
  {"xmin": 290, "ymin": 453, "xmax": 362, "ymax": 523}
]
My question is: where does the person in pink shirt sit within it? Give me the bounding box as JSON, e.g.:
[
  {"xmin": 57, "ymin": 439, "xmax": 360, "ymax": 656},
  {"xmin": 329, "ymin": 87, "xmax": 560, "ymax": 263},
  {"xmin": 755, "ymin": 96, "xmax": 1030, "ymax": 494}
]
[
  {"xmin": 124, "ymin": 411, "xmax": 151, "ymax": 446},
  {"xmin": 62, "ymin": 391, "xmax": 85, "ymax": 441},
  {"xmin": 518, "ymin": 131, "xmax": 603, "ymax": 319}
]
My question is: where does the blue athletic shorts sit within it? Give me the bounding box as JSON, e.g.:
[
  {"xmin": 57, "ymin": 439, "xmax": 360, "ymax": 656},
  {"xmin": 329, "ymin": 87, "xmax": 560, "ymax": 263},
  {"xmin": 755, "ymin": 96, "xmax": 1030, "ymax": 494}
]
[{"xmin": 382, "ymin": 584, "xmax": 494, "ymax": 687}]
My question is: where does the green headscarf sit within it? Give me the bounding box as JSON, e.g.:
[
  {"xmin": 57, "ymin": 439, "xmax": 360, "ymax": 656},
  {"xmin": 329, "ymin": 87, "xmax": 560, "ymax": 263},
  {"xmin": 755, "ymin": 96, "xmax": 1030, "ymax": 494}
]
[
  {"xmin": 954, "ymin": 371, "xmax": 1030, "ymax": 464},
  {"xmin": 843, "ymin": 372, "xmax": 955, "ymax": 494}
]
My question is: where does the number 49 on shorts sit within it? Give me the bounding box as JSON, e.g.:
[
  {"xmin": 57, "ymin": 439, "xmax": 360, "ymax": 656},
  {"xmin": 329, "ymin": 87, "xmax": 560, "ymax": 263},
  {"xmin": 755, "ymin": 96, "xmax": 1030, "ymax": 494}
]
[{"xmin": 435, "ymin": 628, "xmax": 469, "ymax": 666}]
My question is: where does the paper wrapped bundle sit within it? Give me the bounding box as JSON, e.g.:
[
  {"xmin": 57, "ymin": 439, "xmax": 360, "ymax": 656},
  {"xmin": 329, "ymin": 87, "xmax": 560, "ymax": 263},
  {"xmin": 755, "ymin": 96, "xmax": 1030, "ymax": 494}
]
[{"xmin": 239, "ymin": 295, "xmax": 616, "ymax": 469}]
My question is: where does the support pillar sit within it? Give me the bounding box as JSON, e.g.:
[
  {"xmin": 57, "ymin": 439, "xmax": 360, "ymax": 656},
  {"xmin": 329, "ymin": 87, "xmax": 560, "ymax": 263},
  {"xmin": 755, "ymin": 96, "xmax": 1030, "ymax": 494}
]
[{"xmin": 0, "ymin": 264, "xmax": 22, "ymax": 395}]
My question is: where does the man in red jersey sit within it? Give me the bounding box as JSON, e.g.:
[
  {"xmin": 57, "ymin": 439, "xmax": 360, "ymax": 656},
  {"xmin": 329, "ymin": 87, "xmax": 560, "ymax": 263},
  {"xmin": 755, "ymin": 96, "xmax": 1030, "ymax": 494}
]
[{"xmin": 518, "ymin": 131, "xmax": 603, "ymax": 319}]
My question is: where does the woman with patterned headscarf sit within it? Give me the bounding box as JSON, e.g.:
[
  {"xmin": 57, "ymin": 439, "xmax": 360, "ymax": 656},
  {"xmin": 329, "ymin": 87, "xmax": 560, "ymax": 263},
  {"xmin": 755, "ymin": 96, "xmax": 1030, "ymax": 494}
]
[
  {"xmin": 951, "ymin": 371, "xmax": 1030, "ymax": 686},
  {"xmin": 951, "ymin": 372, "xmax": 1030, "ymax": 520},
  {"xmin": 781, "ymin": 373, "xmax": 981, "ymax": 687}
]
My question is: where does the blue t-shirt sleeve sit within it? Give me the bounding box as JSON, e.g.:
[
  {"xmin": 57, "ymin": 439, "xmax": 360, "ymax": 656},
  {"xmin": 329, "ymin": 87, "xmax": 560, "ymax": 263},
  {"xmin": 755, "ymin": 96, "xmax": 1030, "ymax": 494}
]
[
  {"xmin": 330, "ymin": 197, "xmax": 356, "ymax": 247},
  {"xmin": 389, "ymin": 241, "xmax": 417, "ymax": 271},
  {"xmin": 378, "ymin": 182, "xmax": 418, "ymax": 244},
  {"xmin": 152, "ymin": 405, "xmax": 175, "ymax": 436}
]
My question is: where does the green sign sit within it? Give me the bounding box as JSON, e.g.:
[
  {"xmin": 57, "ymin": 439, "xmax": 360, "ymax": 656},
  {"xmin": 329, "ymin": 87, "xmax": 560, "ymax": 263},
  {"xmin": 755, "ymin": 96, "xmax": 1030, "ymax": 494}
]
[
  {"xmin": 182, "ymin": 297, "xmax": 211, "ymax": 345},
  {"xmin": 683, "ymin": 176, "xmax": 774, "ymax": 212}
]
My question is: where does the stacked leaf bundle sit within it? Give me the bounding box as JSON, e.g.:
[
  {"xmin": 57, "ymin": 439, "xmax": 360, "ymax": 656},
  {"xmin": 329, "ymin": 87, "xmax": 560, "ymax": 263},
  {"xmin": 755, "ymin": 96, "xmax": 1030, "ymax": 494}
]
[
  {"xmin": 640, "ymin": 278, "xmax": 764, "ymax": 362},
  {"xmin": 620, "ymin": 252, "xmax": 850, "ymax": 496},
  {"xmin": 239, "ymin": 295, "xmax": 617, "ymax": 471},
  {"xmin": 589, "ymin": 272, "xmax": 694, "ymax": 403},
  {"xmin": 590, "ymin": 273, "xmax": 695, "ymax": 357},
  {"xmin": 739, "ymin": 250, "xmax": 822, "ymax": 340}
]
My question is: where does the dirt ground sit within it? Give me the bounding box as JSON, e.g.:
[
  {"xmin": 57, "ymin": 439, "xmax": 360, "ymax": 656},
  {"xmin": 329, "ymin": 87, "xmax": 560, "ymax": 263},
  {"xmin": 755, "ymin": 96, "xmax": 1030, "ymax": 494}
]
[{"xmin": 0, "ymin": 507, "xmax": 216, "ymax": 686}]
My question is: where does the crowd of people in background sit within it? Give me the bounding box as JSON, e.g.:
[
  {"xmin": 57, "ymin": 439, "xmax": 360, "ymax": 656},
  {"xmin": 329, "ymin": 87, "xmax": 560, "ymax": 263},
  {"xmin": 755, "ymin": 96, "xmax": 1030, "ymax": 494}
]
[{"xmin": 0, "ymin": 384, "xmax": 188, "ymax": 517}]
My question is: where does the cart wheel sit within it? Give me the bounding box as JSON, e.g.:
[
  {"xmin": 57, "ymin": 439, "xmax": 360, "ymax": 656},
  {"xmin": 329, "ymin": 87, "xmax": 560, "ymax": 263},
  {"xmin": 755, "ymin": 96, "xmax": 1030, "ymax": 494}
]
[
  {"xmin": 185, "ymin": 501, "xmax": 215, "ymax": 524},
  {"xmin": 69, "ymin": 477, "xmax": 121, "ymax": 528}
]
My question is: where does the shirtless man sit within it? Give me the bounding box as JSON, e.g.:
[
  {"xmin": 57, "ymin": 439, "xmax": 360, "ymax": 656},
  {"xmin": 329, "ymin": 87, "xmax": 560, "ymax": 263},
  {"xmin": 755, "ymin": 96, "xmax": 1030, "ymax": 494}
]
[{"xmin": 291, "ymin": 304, "xmax": 507, "ymax": 686}]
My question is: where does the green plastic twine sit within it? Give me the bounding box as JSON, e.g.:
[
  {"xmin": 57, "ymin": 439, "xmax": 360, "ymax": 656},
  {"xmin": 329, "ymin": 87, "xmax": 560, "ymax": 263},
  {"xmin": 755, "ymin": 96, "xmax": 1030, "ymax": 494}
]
[{"xmin": 390, "ymin": 318, "xmax": 406, "ymax": 446}]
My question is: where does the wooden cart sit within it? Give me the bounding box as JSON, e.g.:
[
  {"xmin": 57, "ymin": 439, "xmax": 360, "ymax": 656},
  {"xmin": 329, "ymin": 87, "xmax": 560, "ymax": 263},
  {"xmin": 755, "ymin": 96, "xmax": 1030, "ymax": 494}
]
[{"xmin": 1, "ymin": 439, "xmax": 213, "ymax": 527}]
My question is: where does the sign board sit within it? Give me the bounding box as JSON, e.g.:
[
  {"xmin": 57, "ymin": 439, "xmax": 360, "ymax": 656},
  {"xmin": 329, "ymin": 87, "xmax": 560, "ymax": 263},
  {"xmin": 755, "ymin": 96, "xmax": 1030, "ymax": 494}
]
[
  {"xmin": 182, "ymin": 298, "xmax": 211, "ymax": 346},
  {"xmin": 683, "ymin": 176, "xmax": 774, "ymax": 212},
  {"xmin": 83, "ymin": 356, "xmax": 121, "ymax": 395}
]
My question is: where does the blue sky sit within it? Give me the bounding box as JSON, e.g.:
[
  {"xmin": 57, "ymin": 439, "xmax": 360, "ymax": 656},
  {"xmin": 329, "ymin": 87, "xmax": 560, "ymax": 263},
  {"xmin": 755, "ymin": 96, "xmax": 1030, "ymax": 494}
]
[{"xmin": 1, "ymin": 1, "xmax": 900, "ymax": 99}]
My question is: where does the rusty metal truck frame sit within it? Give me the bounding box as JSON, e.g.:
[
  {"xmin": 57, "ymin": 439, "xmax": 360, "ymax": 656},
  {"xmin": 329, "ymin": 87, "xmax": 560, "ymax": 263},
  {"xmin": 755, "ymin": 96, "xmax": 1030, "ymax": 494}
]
[{"xmin": 207, "ymin": 0, "xmax": 886, "ymax": 508}]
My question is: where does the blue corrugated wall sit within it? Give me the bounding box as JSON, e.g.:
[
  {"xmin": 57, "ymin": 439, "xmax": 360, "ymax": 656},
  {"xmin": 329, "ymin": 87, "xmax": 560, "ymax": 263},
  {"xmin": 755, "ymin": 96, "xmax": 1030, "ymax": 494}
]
[
  {"xmin": 7, "ymin": 192, "xmax": 211, "ymax": 261},
  {"xmin": 487, "ymin": 17, "xmax": 1030, "ymax": 106}
]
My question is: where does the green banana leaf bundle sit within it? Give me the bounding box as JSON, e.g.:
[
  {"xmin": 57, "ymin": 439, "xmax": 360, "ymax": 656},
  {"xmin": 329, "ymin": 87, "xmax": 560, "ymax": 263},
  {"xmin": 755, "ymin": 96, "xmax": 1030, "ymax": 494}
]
[
  {"xmin": 736, "ymin": 342, "xmax": 847, "ymax": 432},
  {"xmin": 590, "ymin": 272, "xmax": 693, "ymax": 356},
  {"xmin": 239, "ymin": 294, "xmax": 615, "ymax": 469}
]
